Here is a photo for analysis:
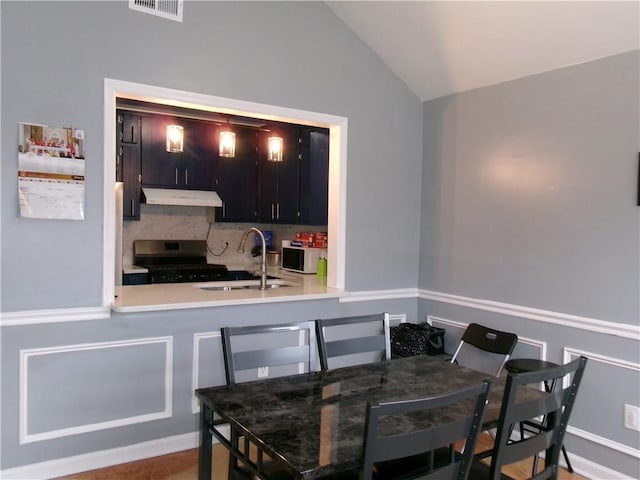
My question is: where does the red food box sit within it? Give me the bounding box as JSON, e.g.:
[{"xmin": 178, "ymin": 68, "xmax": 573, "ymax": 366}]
[
  {"xmin": 294, "ymin": 232, "xmax": 327, "ymax": 248},
  {"xmin": 295, "ymin": 232, "xmax": 315, "ymax": 242}
]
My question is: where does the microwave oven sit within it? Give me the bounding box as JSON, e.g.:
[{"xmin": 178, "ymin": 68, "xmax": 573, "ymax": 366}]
[{"xmin": 281, "ymin": 244, "xmax": 322, "ymax": 274}]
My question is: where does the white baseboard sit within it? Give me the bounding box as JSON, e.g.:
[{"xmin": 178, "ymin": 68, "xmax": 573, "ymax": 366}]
[
  {"xmin": 559, "ymin": 451, "xmax": 637, "ymax": 480},
  {"xmin": 0, "ymin": 432, "xmax": 200, "ymax": 480}
]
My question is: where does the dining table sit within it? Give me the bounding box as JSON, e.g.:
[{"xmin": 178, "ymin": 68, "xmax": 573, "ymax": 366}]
[{"xmin": 195, "ymin": 354, "xmax": 526, "ymax": 480}]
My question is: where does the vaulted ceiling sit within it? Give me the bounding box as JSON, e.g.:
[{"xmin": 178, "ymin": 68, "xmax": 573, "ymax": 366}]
[{"xmin": 327, "ymin": 1, "xmax": 639, "ymax": 101}]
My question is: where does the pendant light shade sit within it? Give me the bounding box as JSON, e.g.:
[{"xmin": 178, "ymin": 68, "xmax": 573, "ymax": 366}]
[
  {"xmin": 267, "ymin": 136, "xmax": 284, "ymax": 162},
  {"xmin": 219, "ymin": 130, "xmax": 236, "ymax": 158},
  {"xmin": 166, "ymin": 125, "xmax": 184, "ymax": 152}
]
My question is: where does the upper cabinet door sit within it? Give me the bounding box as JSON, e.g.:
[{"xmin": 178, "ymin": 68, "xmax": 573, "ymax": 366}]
[
  {"xmin": 116, "ymin": 110, "xmax": 142, "ymax": 221},
  {"xmin": 275, "ymin": 126, "xmax": 302, "ymax": 223},
  {"xmin": 257, "ymin": 126, "xmax": 300, "ymax": 223},
  {"xmin": 140, "ymin": 114, "xmax": 183, "ymax": 187},
  {"xmin": 298, "ymin": 129, "xmax": 329, "ymax": 225},
  {"xmin": 215, "ymin": 126, "xmax": 258, "ymax": 222},
  {"xmin": 182, "ymin": 119, "xmax": 215, "ymax": 190}
]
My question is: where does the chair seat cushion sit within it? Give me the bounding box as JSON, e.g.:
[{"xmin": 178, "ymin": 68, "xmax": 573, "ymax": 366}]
[{"xmin": 504, "ymin": 359, "xmax": 559, "ymax": 374}]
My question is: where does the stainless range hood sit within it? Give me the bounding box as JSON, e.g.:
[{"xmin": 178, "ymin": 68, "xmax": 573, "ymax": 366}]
[{"xmin": 142, "ymin": 188, "xmax": 223, "ymax": 207}]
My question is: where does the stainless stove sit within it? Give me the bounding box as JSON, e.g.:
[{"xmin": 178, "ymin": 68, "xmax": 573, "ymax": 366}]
[{"xmin": 133, "ymin": 240, "xmax": 228, "ymax": 284}]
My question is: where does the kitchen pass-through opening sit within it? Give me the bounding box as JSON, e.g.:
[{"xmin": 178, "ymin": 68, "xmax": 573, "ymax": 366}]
[{"xmin": 103, "ymin": 78, "xmax": 347, "ymax": 305}]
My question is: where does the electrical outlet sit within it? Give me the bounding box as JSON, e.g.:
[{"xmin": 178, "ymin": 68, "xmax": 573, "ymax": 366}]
[
  {"xmin": 624, "ymin": 404, "xmax": 640, "ymax": 431},
  {"xmin": 257, "ymin": 366, "xmax": 269, "ymax": 378}
]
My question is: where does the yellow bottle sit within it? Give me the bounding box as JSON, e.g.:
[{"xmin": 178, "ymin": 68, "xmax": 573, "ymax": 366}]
[{"xmin": 316, "ymin": 252, "xmax": 327, "ymax": 277}]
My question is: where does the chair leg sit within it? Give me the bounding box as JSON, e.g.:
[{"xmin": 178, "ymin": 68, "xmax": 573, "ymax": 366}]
[{"xmin": 562, "ymin": 444, "xmax": 573, "ymax": 473}]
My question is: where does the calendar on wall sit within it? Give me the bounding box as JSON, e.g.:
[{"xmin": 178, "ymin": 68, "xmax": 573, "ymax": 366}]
[{"xmin": 17, "ymin": 123, "xmax": 86, "ymax": 220}]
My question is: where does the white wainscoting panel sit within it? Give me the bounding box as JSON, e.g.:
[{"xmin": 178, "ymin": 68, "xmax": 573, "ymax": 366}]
[
  {"xmin": 19, "ymin": 337, "xmax": 173, "ymax": 444},
  {"xmin": 192, "ymin": 331, "xmax": 221, "ymax": 414},
  {"xmin": 563, "ymin": 347, "xmax": 640, "ymax": 460}
]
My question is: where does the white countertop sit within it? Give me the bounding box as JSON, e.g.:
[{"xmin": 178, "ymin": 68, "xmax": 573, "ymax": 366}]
[{"xmin": 112, "ymin": 268, "xmax": 342, "ymax": 312}]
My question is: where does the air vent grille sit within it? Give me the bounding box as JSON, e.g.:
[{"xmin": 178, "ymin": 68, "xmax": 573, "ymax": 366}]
[{"xmin": 129, "ymin": 0, "xmax": 183, "ymax": 22}]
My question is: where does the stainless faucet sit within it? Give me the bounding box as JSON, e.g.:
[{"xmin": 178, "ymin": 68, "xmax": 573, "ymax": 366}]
[{"xmin": 238, "ymin": 227, "xmax": 268, "ymax": 290}]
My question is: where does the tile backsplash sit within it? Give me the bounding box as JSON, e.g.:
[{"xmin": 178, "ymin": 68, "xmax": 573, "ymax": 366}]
[{"xmin": 122, "ymin": 204, "xmax": 326, "ymax": 269}]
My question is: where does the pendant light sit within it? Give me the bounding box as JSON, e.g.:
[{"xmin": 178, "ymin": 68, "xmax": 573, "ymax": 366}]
[
  {"xmin": 219, "ymin": 119, "xmax": 235, "ymax": 158},
  {"xmin": 267, "ymin": 136, "xmax": 284, "ymax": 162},
  {"xmin": 166, "ymin": 125, "xmax": 184, "ymax": 152}
]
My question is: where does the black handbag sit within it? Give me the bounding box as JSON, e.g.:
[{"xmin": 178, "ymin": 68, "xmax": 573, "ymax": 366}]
[{"xmin": 390, "ymin": 322, "xmax": 445, "ymax": 358}]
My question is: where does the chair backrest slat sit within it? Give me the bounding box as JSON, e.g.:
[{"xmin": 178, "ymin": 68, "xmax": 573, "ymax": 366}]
[
  {"xmin": 316, "ymin": 313, "xmax": 391, "ymax": 370},
  {"xmin": 325, "ymin": 335, "xmax": 387, "ymax": 358},
  {"xmin": 450, "ymin": 323, "xmax": 518, "ymax": 377},
  {"xmin": 233, "ymin": 345, "xmax": 313, "ymax": 371},
  {"xmin": 461, "ymin": 323, "xmax": 518, "ymax": 355}
]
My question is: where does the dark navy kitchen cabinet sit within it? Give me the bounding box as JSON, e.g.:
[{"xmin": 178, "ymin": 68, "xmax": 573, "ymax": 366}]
[
  {"xmin": 140, "ymin": 115, "xmax": 215, "ymax": 190},
  {"xmin": 121, "ymin": 145, "xmax": 141, "ymax": 220},
  {"xmin": 182, "ymin": 118, "xmax": 216, "ymax": 189},
  {"xmin": 118, "ymin": 104, "xmax": 328, "ymax": 226},
  {"xmin": 298, "ymin": 129, "xmax": 329, "ymax": 225},
  {"xmin": 215, "ymin": 125, "xmax": 258, "ymax": 222},
  {"xmin": 116, "ymin": 111, "xmax": 141, "ymax": 220},
  {"xmin": 119, "ymin": 112, "xmax": 140, "ymax": 144},
  {"xmin": 257, "ymin": 125, "xmax": 302, "ymax": 224}
]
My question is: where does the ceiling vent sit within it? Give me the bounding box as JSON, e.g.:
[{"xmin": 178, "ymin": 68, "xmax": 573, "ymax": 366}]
[{"xmin": 129, "ymin": 0, "xmax": 183, "ymax": 22}]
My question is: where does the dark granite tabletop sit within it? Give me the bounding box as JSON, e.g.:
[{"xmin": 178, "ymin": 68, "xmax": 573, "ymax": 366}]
[{"xmin": 196, "ymin": 355, "xmax": 511, "ymax": 479}]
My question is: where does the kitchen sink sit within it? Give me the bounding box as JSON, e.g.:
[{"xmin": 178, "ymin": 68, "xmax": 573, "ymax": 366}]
[
  {"xmin": 223, "ymin": 270, "xmax": 276, "ymax": 281},
  {"xmin": 194, "ymin": 278, "xmax": 296, "ymax": 291}
]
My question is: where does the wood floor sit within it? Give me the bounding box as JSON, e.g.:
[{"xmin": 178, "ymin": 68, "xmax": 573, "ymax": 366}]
[{"xmin": 53, "ymin": 435, "xmax": 588, "ymax": 480}]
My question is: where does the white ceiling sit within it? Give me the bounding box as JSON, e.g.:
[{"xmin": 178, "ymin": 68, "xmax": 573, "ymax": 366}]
[{"xmin": 327, "ymin": 1, "xmax": 639, "ymax": 101}]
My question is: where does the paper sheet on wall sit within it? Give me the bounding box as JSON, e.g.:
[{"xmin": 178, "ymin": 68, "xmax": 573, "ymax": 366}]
[{"xmin": 18, "ymin": 123, "xmax": 85, "ymax": 220}]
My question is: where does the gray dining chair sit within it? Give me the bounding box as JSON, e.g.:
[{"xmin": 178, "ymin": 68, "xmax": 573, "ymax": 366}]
[
  {"xmin": 450, "ymin": 323, "xmax": 518, "ymax": 377},
  {"xmin": 358, "ymin": 381, "xmax": 492, "ymax": 480},
  {"xmin": 315, "ymin": 313, "xmax": 391, "ymax": 370},
  {"xmin": 470, "ymin": 356, "xmax": 588, "ymax": 480},
  {"xmin": 220, "ymin": 321, "xmax": 317, "ymax": 479}
]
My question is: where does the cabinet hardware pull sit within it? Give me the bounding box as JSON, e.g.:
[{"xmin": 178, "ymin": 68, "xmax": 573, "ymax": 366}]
[
  {"xmin": 131, "ymin": 199, "xmax": 135, "ymax": 217},
  {"xmin": 175, "ymin": 168, "xmax": 178, "ymax": 185},
  {"xmin": 277, "ymin": 203, "xmax": 280, "ymax": 219},
  {"xmin": 185, "ymin": 169, "xmax": 188, "ymax": 185},
  {"xmin": 271, "ymin": 204, "xmax": 275, "ymax": 220}
]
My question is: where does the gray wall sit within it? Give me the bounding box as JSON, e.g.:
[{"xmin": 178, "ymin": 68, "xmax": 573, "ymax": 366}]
[
  {"xmin": 420, "ymin": 51, "xmax": 640, "ymax": 478},
  {"xmin": 0, "ymin": 1, "xmax": 423, "ymax": 312},
  {"xmin": 420, "ymin": 51, "xmax": 639, "ymax": 323}
]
